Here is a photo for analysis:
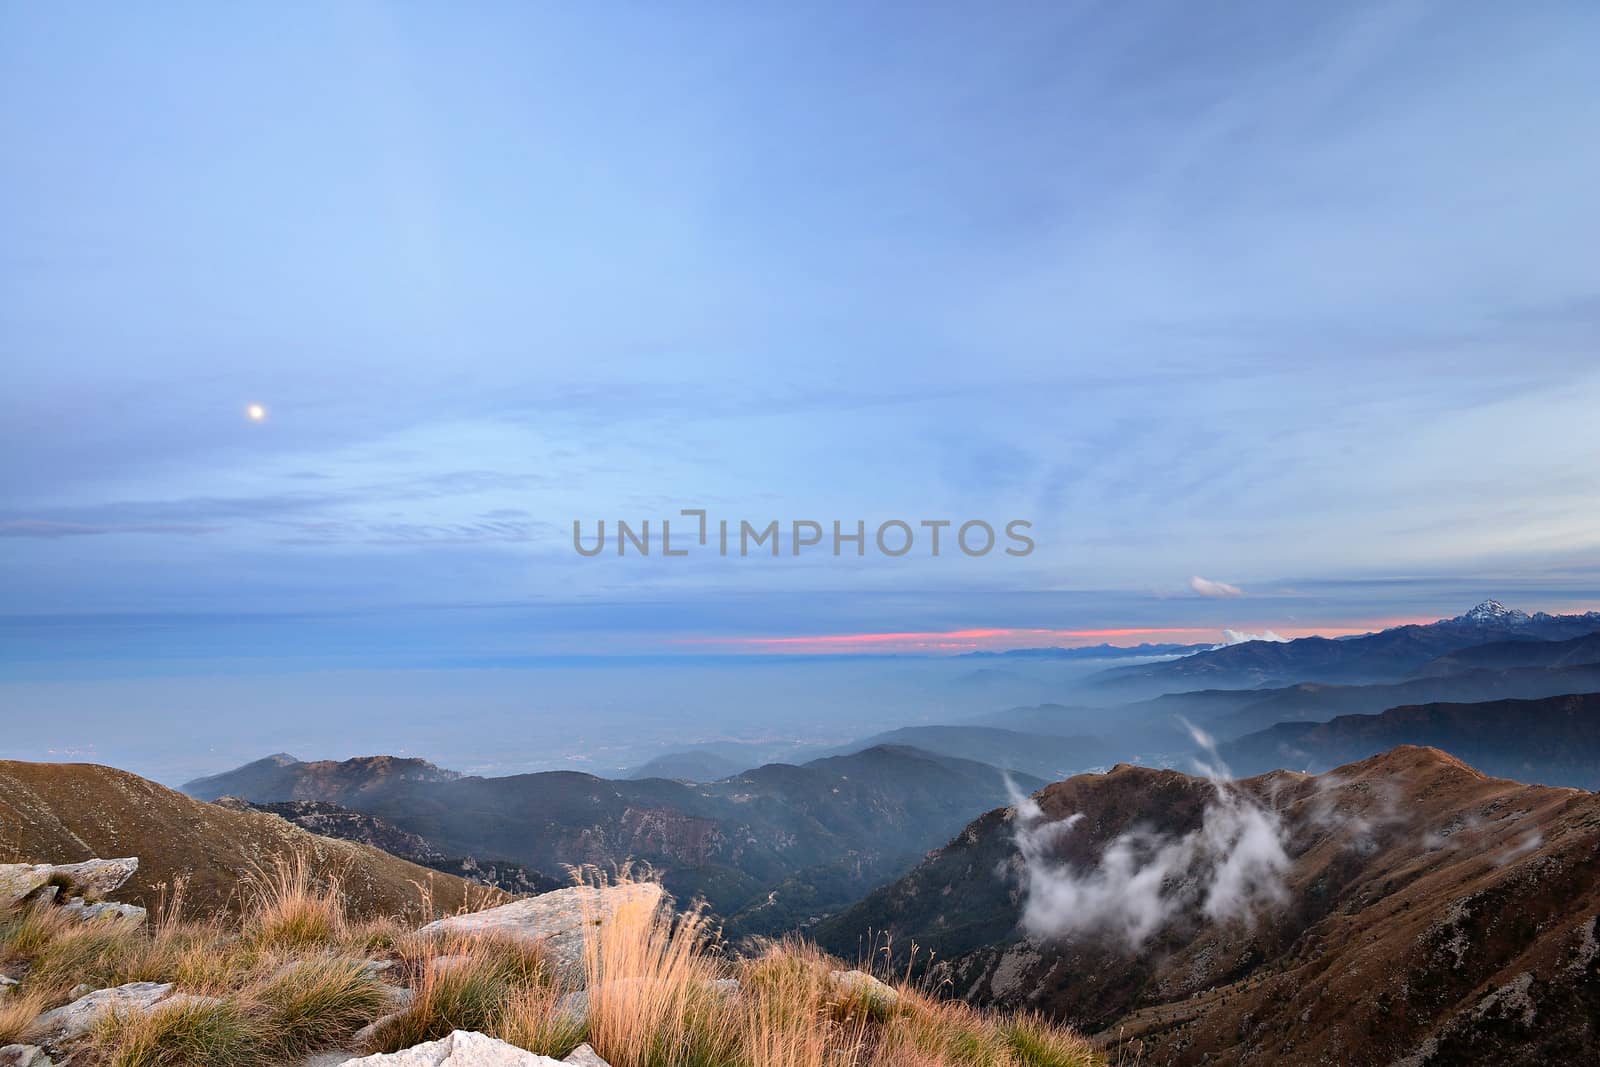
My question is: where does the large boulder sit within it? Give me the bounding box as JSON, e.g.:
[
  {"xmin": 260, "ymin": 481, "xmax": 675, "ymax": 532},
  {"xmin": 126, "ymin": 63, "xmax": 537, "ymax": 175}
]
[
  {"xmin": 31, "ymin": 981, "xmax": 174, "ymax": 1040},
  {"xmin": 417, "ymin": 883, "xmax": 664, "ymax": 978},
  {"xmin": 342, "ymin": 1030, "xmax": 565, "ymax": 1065},
  {"xmin": 0, "ymin": 859, "xmax": 139, "ymax": 911}
]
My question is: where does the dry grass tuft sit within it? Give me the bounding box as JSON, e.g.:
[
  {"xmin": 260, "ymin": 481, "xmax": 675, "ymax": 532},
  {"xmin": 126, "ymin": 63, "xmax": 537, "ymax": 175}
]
[
  {"xmin": 494, "ymin": 980, "xmax": 588, "ymax": 1059},
  {"xmin": 367, "ymin": 930, "xmax": 551, "ymax": 1052},
  {"xmin": 1, "ymin": 857, "xmax": 1099, "ymax": 1067},
  {"xmin": 244, "ymin": 853, "xmax": 347, "ymax": 950},
  {"xmin": 89, "ymin": 996, "xmax": 265, "ymax": 1067},
  {"xmin": 0, "ymin": 987, "xmax": 49, "ymax": 1046},
  {"xmin": 252, "ymin": 954, "xmax": 391, "ymax": 1057},
  {"xmin": 580, "ymin": 879, "xmax": 736, "ymax": 1067}
]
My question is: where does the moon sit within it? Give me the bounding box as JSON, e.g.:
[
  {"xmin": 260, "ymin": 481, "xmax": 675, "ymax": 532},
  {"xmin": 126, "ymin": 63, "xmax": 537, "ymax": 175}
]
[{"xmin": 246, "ymin": 403, "xmax": 267, "ymax": 422}]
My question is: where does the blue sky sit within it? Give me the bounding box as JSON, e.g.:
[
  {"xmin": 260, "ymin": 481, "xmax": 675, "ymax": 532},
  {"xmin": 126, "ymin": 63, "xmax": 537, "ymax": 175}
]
[{"xmin": 4, "ymin": 0, "xmax": 1600, "ymax": 695}]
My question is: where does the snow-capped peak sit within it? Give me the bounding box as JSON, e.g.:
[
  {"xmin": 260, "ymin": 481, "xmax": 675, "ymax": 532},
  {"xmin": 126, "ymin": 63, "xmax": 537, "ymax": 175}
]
[{"xmin": 1459, "ymin": 599, "xmax": 1530, "ymax": 624}]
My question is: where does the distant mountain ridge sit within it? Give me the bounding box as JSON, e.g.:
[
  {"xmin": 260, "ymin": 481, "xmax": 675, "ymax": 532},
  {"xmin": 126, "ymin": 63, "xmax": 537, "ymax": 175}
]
[
  {"xmin": 1089, "ymin": 600, "xmax": 1600, "ymax": 694},
  {"xmin": 182, "ymin": 744, "xmax": 1041, "ymax": 936},
  {"xmin": 813, "ymin": 725, "xmax": 1111, "ymax": 781},
  {"xmin": 1219, "ymin": 691, "xmax": 1600, "ymax": 787},
  {"xmin": 185, "ymin": 753, "xmax": 461, "ymax": 804}
]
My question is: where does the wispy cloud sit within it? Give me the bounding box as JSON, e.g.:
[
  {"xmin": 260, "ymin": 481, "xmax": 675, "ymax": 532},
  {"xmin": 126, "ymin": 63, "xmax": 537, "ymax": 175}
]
[{"xmin": 1190, "ymin": 576, "xmax": 1244, "ymax": 598}]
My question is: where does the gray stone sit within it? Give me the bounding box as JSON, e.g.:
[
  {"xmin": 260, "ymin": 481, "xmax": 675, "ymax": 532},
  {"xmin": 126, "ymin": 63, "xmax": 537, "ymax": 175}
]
[
  {"xmin": 46, "ymin": 859, "xmax": 139, "ymax": 899},
  {"xmin": 59, "ymin": 898, "xmax": 146, "ymax": 924},
  {"xmin": 383, "ymin": 984, "xmax": 415, "ymax": 1010},
  {"xmin": 829, "ymin": 969, "xmax": 900, "ymax": 1010},
  {"xmin": 351, "ymin": 1008, "xmax": 409, "ymax": 1048},
  {"xmin": 0, "ymin": 976, "xmax": 18, "ymax": 998},
  {"xmin": 562, "ymin": 1044, "xmax": 612, "ymax": 1066},
  {"xmin": 157, "ymin": 992, "xmax": 225, "ymax": 1013},
  {"xmin": 1, "ymin": 858, "xmax": 139, "ymax": 911},
  {"xmin": 31, "ymin": 981, "xmax": 174, "ymax": 1040},
  {"xmin": 417, "ymin": 884, "xmax": 664, "ymax": 980},
  {"xmin": 0, "ymin": 868, "xmax": 51, "ymax": 911},
  {"xmin": 0, "ymin": 1046, "xmax": 57, "ymax": 1067},
  {"xmin": 296, "ymin": 1054, "xmax": 359, "ymax": 1067},
  {"xmin": 342, "ymin": 1029, "xmax": 566, "ymax": 1065}
]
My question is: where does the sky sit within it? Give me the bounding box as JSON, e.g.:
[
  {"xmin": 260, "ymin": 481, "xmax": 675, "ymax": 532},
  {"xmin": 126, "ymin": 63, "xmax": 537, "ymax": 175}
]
[{"xmin": 3, "ymin": 3, "xmax": 1600, "ymax": 775}]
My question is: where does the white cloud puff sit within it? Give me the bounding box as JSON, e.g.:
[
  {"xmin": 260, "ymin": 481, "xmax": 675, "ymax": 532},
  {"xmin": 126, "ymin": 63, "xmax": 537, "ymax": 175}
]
[{"xmin": 1190, "ymin": 575, "xmax": 1243, "ymax": 598}]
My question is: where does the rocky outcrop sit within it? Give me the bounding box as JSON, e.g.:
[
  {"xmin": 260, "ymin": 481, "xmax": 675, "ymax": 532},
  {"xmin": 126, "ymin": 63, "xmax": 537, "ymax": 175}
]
[
  {"xmin": 418, "ymin": 883, "xmax": 664, "ymax": 979},
  {"xmin": 0, "ymin": 858, "xmax": 138, "ymax": 911},
  {"xmin": 0, "ymin": 1047, "xmax": 57, "ymax": 1067},
  {"xmin": 342, "ymin": 1030, "xmax": 565, "ymax": 1065},
  {"xmin": 31, "ymin": 981, "xmax": 175, "ymax": 1040}
]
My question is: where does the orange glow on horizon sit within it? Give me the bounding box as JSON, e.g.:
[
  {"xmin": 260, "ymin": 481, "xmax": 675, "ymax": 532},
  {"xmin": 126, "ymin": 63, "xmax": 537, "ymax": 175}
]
[{"xmin": 672, "ymin": 616, "xmax": 1447, "ymax": 655}]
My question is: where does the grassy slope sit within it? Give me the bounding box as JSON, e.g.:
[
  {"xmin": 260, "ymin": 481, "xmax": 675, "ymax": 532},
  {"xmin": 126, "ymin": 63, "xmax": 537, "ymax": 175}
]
[{"xmin": 0, "ymin": 759, "xmax": 501, "ymax": 919}]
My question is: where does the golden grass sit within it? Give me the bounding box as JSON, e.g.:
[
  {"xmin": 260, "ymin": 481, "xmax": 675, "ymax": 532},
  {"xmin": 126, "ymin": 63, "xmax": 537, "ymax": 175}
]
[
  {"xmin": 89, "ymin": 996, "xmax": 265, "ymax": 1067},
  {"xmin": 0, "ymin": 858, "xmax": 1100, "ymax": 1067},
  {"xmin": 366, "ymin": 930, "xmax": 552, "ymax": 1051},
  {"xmin": 0, "ymin": 987, "xmax": 48, "ymax": 1045},
  {"xmin": 252, "ymin": 955, "xmax": 391, "ymax": 1057},
  {"xmin": 243, "ymin": 853, "xmax": 347, "ymax": 950}
]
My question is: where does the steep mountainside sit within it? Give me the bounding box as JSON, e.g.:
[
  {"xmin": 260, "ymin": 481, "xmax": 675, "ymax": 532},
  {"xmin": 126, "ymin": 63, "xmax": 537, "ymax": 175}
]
[
  {"xmin": 0, "ymin": 760, "xmax": 500, "ymax": 918},
  {"xmin": 1088, "ymin": 601, "xmax": 1600, "ymax": 695},
  {"xmin": 215, "ymin": 797, "xmax": 565, "ymax": 895},
  {"xmin": 1220, "ymin": 692, "xmax": 1600, "ymax": 787},
  {"xmin": 183, "ymin": 745, "xmax": 1038, "ymax": 932},
  {"xmin": 817, "ymin": 747, "xmax": 1600, "ymax": 1065}
]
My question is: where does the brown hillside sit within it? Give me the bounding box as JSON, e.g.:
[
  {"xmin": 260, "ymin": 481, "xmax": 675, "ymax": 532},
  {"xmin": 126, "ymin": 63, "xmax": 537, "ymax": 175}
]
[
  {"xmin": 828, "ymin": 746, "xmax": 1600, "ymax": 1066},
  {"xmin": 0, "ymin": 760, "xmax": 505, "ymax": 919}
]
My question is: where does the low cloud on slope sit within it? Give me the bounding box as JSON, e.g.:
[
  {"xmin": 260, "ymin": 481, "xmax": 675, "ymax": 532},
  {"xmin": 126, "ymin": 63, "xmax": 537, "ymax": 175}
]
[
  {"xmin": 1008, "ymin": 722, "xmax": 1290, "ymax": 949},
  {"xmin": 1221, "ymin": 628, "xmax": 1287, "ymax": 644}
]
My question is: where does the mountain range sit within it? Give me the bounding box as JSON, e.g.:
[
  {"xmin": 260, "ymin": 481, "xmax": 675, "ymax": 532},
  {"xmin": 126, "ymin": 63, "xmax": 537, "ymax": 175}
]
[
  {"xmin": 1088, "ymin": 601, "xmax": 1600, "ymax": 695},
  {"xmin": 1219, "ymin": 692, "xmax": 1600, "ymax": 787},
  {"xmin": 183, "ymin": 744, "xmax": 1042, "ymax": 937}
]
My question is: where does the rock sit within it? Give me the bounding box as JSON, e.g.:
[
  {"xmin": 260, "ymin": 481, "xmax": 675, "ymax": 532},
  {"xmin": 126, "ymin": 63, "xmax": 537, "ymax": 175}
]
[
  {"xmin": 417, "ymin": 883, "xmax": 664, "ymax": 979},
  {"xmin": 351, "ymin": 1008, "xmax": 409, "ymax": 1048},
  {"xmin": 295, "ymin": 1054, "xmax": 358, "ymax": 1067},
  {"xmin": 45, "ymin": 859, "xmax": 138, "ymax": 899},
  {"xmin": 158, "ymin": 992, "xmax": 225, "ymax": 1013},
  {"xmin": 553, "ymin": 987, "xmax": 588, "ymax": 1026},
  {"xmin": 59, "ymin": 898, "xmax": 146, "ymax": 924},
  {"xmin": 561, "ymin": 1044, "xmax": 612, "ymax": 1066},
  {"xmin": 0, "ymin": 1046, "xmax": 57, "ymax": 1067},
  {"xmin": 829, "ymin": 969, "xmax": 899, "ymax": 1010},
  {"xmin": 0, "ymin": 868, "xmax": 51, "ymax": 911},
  {"xmin": 342, "ymin": 1029, "xmax": 566, "ymax": 1065},
  {"xmin": 382, "ymin": 985, "xmax": 415, "ymax": 1010},
  {"xmin": 361, "ymin": 959, "xmax": 396, "ymax": 980},
  {"xmin": 1, "ymin": 858, "xmax": 139, "ymax": 911},
  {"xmin": 0, "ymin": 976, "xmax": 18, "ymax": 998},
  {"xmin": 31, "ymin": 981, "xmax": 174, "ymax": 1040}
]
